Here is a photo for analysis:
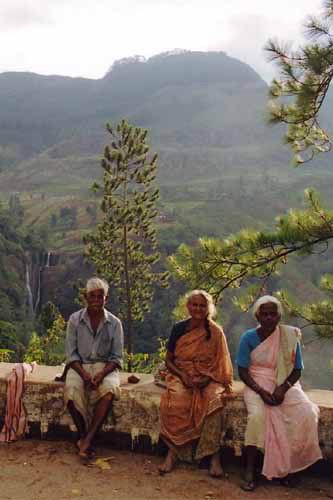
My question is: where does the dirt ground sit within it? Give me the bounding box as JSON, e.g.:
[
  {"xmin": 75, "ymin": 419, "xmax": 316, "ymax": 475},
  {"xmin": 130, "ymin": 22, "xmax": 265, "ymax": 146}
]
[{"xmin": 0, "ymin": 439, "xmax": 332, "ymax": 500}]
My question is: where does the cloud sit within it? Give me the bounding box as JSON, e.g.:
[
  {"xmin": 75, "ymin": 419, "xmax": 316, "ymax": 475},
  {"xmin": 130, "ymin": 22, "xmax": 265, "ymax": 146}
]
[
  {"xmin": 210, "ymin": 13, "xmax": 277, "ymax": 82},
  {"xmin": 0, "ymin": 0, "xmax": 325, "ymax": 79},
  {"xmin": 0, "ymin": 1, "xmax": 56, "ymax": 30},
  {"xmin": 209, "ymin": 1, "xmax": 323, "ymax": 82}
]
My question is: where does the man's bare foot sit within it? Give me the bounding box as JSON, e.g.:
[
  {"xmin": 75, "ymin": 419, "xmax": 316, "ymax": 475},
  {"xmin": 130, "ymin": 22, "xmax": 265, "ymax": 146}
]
[
  {"xmin": 77, "ymin": 438, "xmax": 94, "ymax": 458},
  {"xmin": 209, "ymin": 451, "xmax": 224, "ymax": 478},
  {"xmin": 158, "ymin": 449, "xmax": 177, "ymax": 474}
]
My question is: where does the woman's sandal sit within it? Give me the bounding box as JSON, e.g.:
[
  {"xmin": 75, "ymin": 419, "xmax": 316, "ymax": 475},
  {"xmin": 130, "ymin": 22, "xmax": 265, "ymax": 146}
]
[
  {"xmin": 240, "ymin": 479, "xmax": 257, "ymax": 491},
  {"xmin": 240, "ymin": 471, "xmax": 257, "ymax": 492},
  {"xmin": 279, "ymin": 475, "xmax": 298, "ymax": 488}
]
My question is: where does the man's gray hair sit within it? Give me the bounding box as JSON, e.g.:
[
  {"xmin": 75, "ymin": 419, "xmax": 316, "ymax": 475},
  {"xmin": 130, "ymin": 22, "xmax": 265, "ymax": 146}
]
[
  {"xmin": 253, "ymin": 295, "xmax": 283, "ymax": 319},
  {"xmin": 86, "ymin": 277, "xmax": 109, "ymax": 295}
]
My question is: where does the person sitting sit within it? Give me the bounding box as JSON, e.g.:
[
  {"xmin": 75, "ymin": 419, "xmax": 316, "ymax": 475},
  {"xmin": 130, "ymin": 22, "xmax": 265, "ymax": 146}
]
[
  {"xmin": 237, "ymin": 295, "xmax": 322, "ymax": 491},
  {"xmin": 64, "ymin": 277, "xmax": 123, "ymax": 458},
  {"xmin": 159, "ymin": 290, "xmax": 233, "ymax": 477}
]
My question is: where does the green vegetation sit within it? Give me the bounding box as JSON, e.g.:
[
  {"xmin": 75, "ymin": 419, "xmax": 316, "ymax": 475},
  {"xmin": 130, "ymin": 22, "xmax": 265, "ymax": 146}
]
[
  {"xmin": 0, "ymin": 48, "xmax": 332, "ymax": 385},
  {"xmin": 84, "ymin": 121, "xmax": 169, "ymax": 366},
  {"xmin": 169, "ymin": 1, "xmax": 333, "ymax": 352},
  {"xmin": 123, "ymin": 338, "xmax": 167, "ymax": 374},
  {"xmin": 266, "ymin": 0, "xmax": 333, "ymax": 163},
  {"xmin": 0, "ymin": 197, "xmax": 49, "ymax": 360},
  {"xmin": 24, "ymin": 311, "xmax": 66, "ymax": 365}
]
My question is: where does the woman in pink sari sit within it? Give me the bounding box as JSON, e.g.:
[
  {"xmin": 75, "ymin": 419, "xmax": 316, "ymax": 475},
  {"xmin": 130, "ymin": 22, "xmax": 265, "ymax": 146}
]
[{"xmin": 237, "ymin": 295, "xmax": 322, "ymax": 491}]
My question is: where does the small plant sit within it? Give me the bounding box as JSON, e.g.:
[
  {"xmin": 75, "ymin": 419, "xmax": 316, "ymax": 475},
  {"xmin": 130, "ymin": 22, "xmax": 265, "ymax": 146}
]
[
  {"xmin": 24, "ymin": 314, "xmax": 66, "ymax": 365},
  {"xmin": 123, "ymin": 337, "xmax": 167, "ymax": 373},
  {"xmin": 0, "ymin": 348, "xmax": 14, "ymax": 362}
]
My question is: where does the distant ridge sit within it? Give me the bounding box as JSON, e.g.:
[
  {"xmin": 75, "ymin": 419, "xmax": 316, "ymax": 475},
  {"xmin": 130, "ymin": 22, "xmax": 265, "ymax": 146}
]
[{"xmin": 0, "ymin": 50, "xmax": 275, "ymax": 186}]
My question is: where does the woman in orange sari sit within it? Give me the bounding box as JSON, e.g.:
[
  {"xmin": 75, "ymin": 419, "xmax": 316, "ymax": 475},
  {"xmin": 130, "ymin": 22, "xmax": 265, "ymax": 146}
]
[{"xmin": 159, "ymin": 290, "xmax": 233, "ymax": 476}]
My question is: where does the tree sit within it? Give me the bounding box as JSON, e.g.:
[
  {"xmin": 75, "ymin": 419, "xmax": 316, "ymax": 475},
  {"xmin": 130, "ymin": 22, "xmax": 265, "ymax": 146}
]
[
  {"xmin": 36, "ymin": 301, "xmax": 60, "ymax": 336},
  {"xmin": 170, "ymin": 1, "xmax": 333, "ymax": 337},
  {"xmin": 169, "ymin": 188, "xmax": 333, "ymax": 333},
  {"xmin": 266, "ymin": 0, "xmax": 333, "ymax": 163},
  {"xmin": 84, "ymin": 120, "xmax": 168, "ymax": 367},
  {"xmin": 277, "ymin": 278, "xmax": 333, "ymax": 338},
  {"xmin": 0, "ymin": 320, "xmax": 23, "ymax": 361},
  {"xmin": 59, "ymin": 206, "xmax": 77, "ymax": 229},
  {"xmin": 50, "ymin": 213, "xmax": 57, "ymax": 227},
  {"xmin": 24, "ymin": 313, "xmax": 66, "ymax": 365},
  {"xmin": 9, "ymin": 193, "xmax": 24, "ymax": 227}
]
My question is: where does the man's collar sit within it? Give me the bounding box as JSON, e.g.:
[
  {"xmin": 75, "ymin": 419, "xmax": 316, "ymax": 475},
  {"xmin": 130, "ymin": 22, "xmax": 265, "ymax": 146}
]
[{"xmin": 80, "ymin": 307, "xmax": 111, "ymax": 323}]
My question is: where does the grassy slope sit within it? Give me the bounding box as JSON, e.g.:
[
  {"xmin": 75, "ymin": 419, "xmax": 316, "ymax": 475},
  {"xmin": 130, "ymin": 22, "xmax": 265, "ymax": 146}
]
[{"xmin": 0, "ymin": 53, "xmax": 333, "ymax": 385}]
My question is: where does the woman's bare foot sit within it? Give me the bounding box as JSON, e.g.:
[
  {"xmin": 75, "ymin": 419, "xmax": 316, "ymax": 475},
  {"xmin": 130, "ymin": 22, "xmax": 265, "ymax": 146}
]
[
  {"xmin": 209, "ymin": 451, "xmax": 224, "ymax": 478},
  {"xmin": 158, "ymin": 449, "xmax": 177, "ymax": 474}
]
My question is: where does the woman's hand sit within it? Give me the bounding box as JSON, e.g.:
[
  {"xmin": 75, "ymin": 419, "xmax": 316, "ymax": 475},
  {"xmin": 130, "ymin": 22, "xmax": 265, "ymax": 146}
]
[
  {"xmin": 194, "ymin": 375, "xmax": 211, "ymax": 389},
  {"xmin": 272, "ymin": 385, "xmax": 287, "ymax": 405},
  {"xmin": 180, "ymin": 373, "xmax": 194, "ymax": 388},
  {"xmin": 222, "ymin": 386, "xmax": 235, "ymax": 399},
  {"xmin": 258, "ymin": 388, "xmax": 277, "ymax": 406}
]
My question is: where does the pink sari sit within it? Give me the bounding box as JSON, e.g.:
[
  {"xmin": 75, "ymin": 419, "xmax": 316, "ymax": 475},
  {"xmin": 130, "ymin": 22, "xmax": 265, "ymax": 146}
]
[
  {"xmin": 244, "ymin": 326, "xmax": 322, "ymax": 479},
  {"xmin": 0, "ymin": 363, "xmax": 36, "ymax": 442}
]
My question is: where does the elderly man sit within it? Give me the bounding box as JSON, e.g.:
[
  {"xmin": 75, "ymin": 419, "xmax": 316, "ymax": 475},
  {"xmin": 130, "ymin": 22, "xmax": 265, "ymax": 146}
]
[{"xmin": 65, "ymin": 277, "xmax": 123, "ymax": 458}]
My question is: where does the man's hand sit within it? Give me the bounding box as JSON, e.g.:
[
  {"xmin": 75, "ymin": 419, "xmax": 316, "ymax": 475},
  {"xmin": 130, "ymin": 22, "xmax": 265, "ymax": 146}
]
[
  {"xmin": 272, "ymin": 384, "xmax": 287, "ymax": 405},
  {"xmin": 91, "ymin": 371, "xmax": 106, "ymax": 388},
  {"xmin": 81, "ymin": 371, "xmax": 94, "ymax": 387}
]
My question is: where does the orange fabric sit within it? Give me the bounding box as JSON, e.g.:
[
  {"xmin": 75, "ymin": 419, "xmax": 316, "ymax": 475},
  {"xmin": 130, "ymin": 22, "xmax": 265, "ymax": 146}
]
[{"xmin": 160, "ymin": 321, "xmax": 233, "ymax": 446}]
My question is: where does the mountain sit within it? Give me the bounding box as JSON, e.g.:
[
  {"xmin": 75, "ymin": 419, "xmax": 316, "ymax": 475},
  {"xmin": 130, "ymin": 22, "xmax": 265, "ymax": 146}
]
[
  {"xmin": 0, "ymin": 51, "xmax": 283, "ymax": 187},
  {"xmin": 0, "ymin": 51, "xmax": 333, "ymax": 386}
]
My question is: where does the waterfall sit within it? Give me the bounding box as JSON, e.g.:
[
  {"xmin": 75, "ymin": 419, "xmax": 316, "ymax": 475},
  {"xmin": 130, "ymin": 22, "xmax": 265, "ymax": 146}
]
[
  {"xmin": 25, "ymin": 263, "xmax": 34, "ymax": 316},
  {"xmin": 34, "ymin": 251, "xmax": 53, "ymax": 313},
  {"xmin": 34, "ymin": 267, "xmax": 42, "ymax": 313},
  {"xmin": 25, "ymin": 251, "xmax": 54, "ymax": 316}
]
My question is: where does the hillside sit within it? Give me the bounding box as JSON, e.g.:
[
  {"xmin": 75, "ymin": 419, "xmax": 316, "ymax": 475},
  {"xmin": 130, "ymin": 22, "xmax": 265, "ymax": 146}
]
[
  {"xmin": 1, "ymin": 50, "xmax": 333, "ymax": 386},
  {"xmin": 0, "ymin": 51, "xmax": 275, "ymax": 183},
  {"xmin": 0, "ymin": 50, "xmax": 298, "ymax": 250}
]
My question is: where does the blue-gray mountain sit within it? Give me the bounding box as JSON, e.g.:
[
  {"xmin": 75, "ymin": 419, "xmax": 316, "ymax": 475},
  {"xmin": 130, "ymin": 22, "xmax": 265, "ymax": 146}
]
[{"xmin": 0, "ymin": 51, "xmax": 332, "ymax": 387}]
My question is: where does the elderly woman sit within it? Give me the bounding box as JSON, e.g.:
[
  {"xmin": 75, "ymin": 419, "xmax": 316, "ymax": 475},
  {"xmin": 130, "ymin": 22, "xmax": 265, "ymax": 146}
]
[
  {"xmin": 237, "ymin": 295, "xmax": 322, "ymax": 491},
  {"xmin": 159, "ymin": 290, "xmax": 233, "ymax": 476}
]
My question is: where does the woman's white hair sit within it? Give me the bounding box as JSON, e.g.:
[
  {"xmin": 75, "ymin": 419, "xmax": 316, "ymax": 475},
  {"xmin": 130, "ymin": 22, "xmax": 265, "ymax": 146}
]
[
  {"xmin": 253, "ymin": 295, "xmax": 283, "ymax": 319},
  {"xmin": 186, "ymin": 289, "xmax": 216, "ymax": 319},
  {"xmin": 86, "ymin": 277, "xmax": 109, "ymax": 295}
]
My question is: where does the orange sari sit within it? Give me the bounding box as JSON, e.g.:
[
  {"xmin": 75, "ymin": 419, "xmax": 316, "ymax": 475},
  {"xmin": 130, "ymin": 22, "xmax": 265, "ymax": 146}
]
[{"xmin": 160, "ymin": 321, "xmax": 233, "ymax": 447}]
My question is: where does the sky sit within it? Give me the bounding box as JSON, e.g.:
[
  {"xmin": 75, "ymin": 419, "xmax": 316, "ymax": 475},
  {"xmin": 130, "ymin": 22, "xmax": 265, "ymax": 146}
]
[{"xmin": 0, "ymin": 0, "xmax": 324, "ymax": 82}]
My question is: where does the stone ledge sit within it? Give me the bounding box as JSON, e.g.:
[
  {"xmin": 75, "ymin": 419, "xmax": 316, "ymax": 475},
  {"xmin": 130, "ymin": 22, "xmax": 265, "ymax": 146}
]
[{"xmin": 0, "ymin": 363, "xmax": 332, "ymax": 456}]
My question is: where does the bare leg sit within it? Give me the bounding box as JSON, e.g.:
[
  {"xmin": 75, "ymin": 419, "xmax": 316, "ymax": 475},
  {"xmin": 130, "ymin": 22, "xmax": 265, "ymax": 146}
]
[
  {"xmin": 209, "ymin": 451, "xmax": 224, "ymax": 478},
  {"xmin": 78, "ymin": 393, "xmax": 113, "ymax": 456},
  {"xmin": 244, "ymin": 445, "xmax": 257, "ymax": 480},
  {"xmin": 67, "ymin": 400, "xmax": 87, "ymax": 439},
  {"xmin": 241, "ymin": 445, "xmax": 258, "ymax": 491},
  {"xmin": 158, "ymin": 447, "xmax": 177, "ymax": 474}
]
